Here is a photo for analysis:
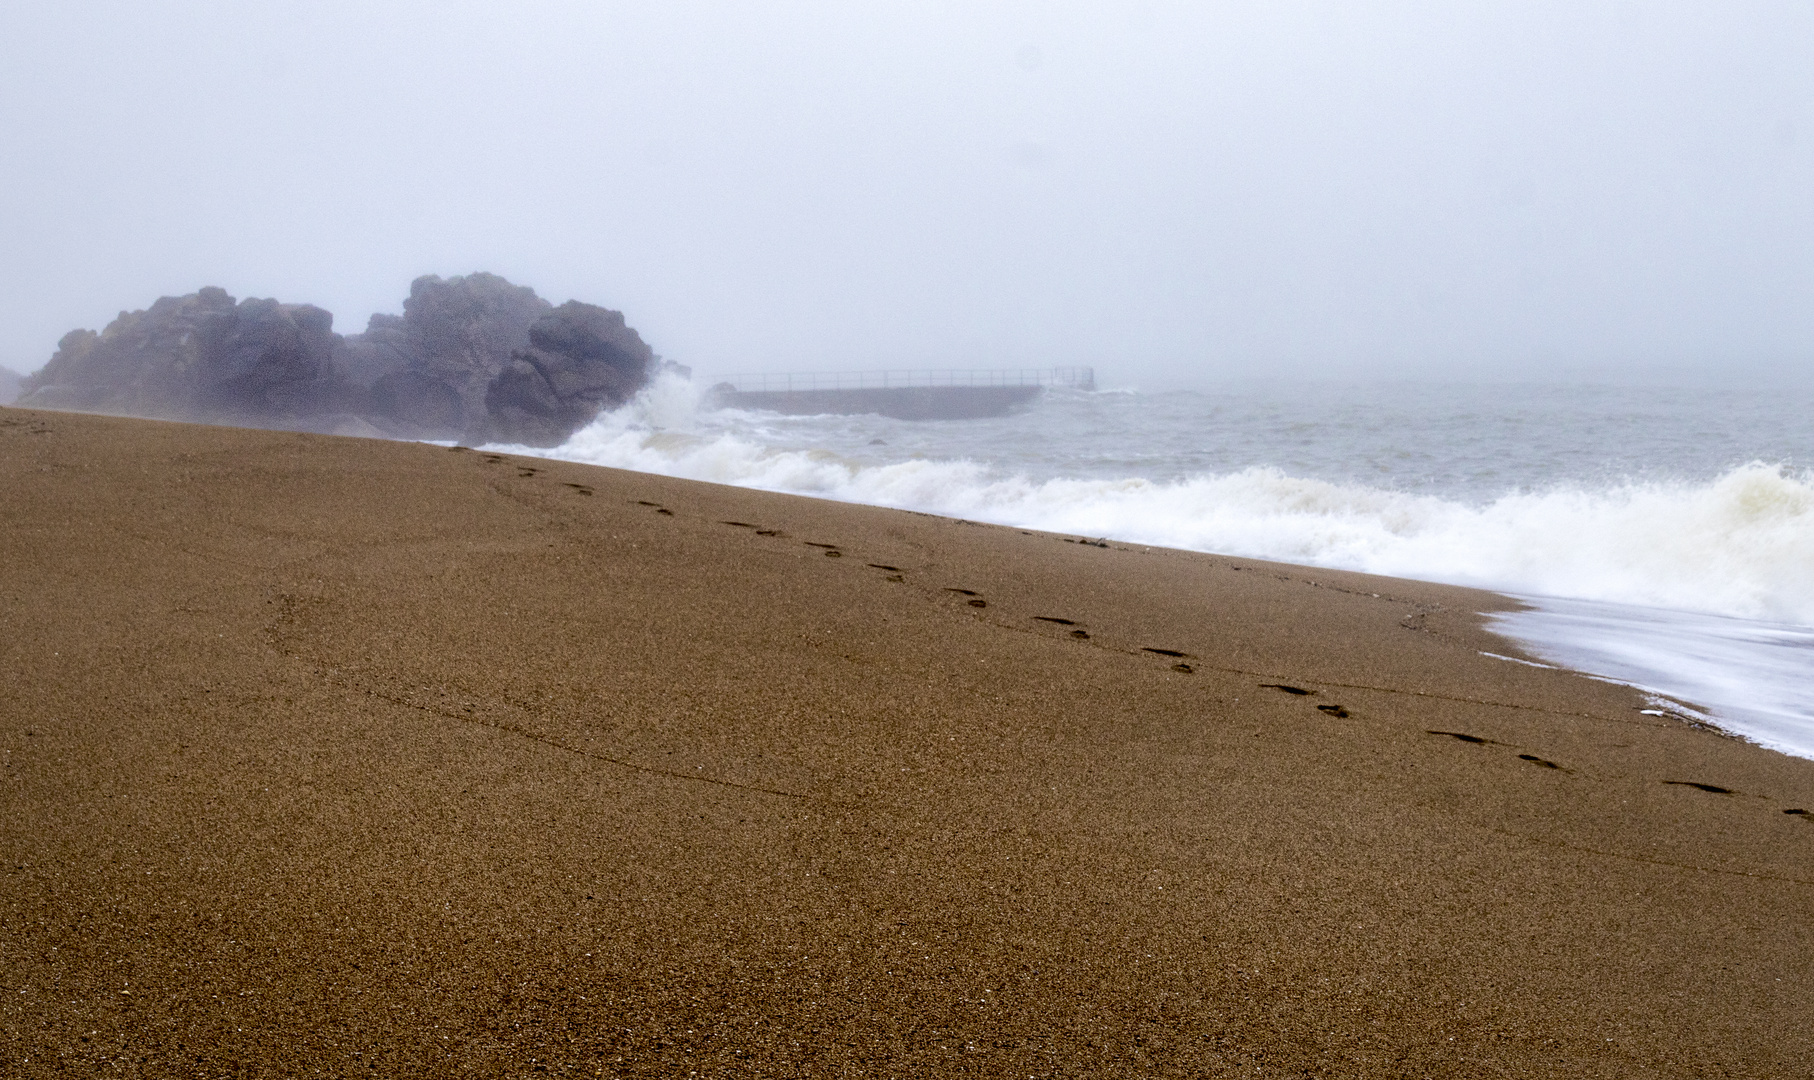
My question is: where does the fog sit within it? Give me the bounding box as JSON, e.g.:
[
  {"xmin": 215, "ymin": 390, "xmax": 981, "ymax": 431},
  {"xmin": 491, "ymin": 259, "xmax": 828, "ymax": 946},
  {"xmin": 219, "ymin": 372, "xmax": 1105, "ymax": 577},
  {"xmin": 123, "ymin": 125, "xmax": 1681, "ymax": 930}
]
[{"xmin": 3, "ymin": 1, "xmax": 1811, "ymax": 389}]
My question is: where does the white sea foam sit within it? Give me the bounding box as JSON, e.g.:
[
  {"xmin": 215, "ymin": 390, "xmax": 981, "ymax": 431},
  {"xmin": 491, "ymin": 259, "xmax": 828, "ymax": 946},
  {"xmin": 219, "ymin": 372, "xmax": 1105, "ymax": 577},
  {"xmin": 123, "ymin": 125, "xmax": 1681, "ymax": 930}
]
[
  {"xmin": 505, "ymin": 373, "xmax": 1814, "ymax": 623},
  {"xmin": 488, "ymin": 373, "xmax": 1814, "ymax": 758},
  {"xmin": 1490, "ymin": 599, "xmax": 1814, "ymax": 759}
]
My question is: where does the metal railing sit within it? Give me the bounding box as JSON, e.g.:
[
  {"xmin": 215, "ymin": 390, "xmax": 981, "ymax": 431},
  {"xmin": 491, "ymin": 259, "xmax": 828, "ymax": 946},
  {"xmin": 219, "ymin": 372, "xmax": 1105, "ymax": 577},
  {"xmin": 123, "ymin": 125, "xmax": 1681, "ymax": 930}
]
[{"xmin": 710, "ymin": 366, "xmax": 1095, "ymax": 393}]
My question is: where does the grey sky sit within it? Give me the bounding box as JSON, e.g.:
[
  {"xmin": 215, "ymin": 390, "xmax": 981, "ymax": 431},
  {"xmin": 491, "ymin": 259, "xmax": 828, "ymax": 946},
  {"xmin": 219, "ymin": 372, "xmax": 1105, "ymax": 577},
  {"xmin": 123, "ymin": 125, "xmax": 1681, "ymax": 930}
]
[{"xmin": 3, "ymin": 1, "xmax": 1811, "ymax": 387}]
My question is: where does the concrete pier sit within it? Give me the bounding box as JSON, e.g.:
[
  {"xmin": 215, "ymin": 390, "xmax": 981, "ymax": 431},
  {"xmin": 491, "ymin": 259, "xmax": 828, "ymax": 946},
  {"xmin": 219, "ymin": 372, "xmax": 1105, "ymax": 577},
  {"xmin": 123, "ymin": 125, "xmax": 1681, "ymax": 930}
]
[{"xmin": 707, "ymin": 367, "xmax": 1092, "ymax": 420}]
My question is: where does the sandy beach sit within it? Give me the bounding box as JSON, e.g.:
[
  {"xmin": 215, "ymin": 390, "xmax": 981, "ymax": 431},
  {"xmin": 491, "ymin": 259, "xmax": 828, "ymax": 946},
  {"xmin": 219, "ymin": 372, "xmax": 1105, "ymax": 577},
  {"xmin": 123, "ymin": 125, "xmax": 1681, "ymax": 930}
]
[{"xmin": 3, "ymin": 404, "xmax": 1811, "ymax": 1077}]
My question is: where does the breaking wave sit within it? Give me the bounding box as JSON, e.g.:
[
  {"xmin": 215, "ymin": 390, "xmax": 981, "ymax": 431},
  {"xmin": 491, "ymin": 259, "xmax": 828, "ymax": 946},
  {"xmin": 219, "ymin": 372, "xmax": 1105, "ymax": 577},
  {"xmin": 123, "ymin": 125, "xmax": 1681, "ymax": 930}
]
[{"xmin": 499, "ymin": 373, "xmax": 1814, "ymax": 626}]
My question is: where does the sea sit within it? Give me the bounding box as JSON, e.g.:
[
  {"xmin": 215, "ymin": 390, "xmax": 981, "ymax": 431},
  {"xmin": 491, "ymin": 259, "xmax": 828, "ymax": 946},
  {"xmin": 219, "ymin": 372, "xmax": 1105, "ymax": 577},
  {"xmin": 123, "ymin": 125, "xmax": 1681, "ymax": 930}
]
[{"xmin": 489, "ymin": 374, "xmax": 1814, "ymax": 762}]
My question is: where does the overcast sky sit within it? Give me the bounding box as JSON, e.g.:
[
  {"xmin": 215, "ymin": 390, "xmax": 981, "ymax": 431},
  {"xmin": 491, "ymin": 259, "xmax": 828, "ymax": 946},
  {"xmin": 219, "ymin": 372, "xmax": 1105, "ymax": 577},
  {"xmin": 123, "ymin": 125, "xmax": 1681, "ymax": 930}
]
[{"xmin": 2, "ymin": 1, "xmax": 1811, "ymax": 387}]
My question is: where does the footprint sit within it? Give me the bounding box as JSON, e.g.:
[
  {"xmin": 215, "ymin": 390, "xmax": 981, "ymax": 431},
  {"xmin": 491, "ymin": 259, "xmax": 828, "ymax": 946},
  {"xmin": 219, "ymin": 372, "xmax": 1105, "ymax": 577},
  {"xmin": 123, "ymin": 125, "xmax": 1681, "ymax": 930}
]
[
  {"xmin": 1171, "ymin": 663, "xmax": 1194, "ymax": 674},
  {"xmin": 1427, "ymin": 730, "xmax": 1497, "ymax": 744},
  {"xmin": 483, "ymin": 454, "xmax": 506, "ymax": 464},
  {"xmin": 1143, "ymin": 648, "xmax": 1191, "ymax": 658},
  {"xmin": 1785, "ymin": 808, "xmax": 1810, "ymax": 817},
  {"xmin": 656, "ymin": 508, "xmax": 674, "ymax": 516},
  {"xmin": 967, "ymin": 599, "xmax": 987, "ymax": 607},
  {"xmin": 448, "ymin": 446, "xmax": 471, "ymax": 453},
  {"xmin": 756, "ymin": 529, "xmax": 785, "ymax": 537},
  {"xmin": 1518, "ymin": 753, "xmax": 1562, "ymax": 769},
  {"xmin": 867, "ymin": 564, "xmax": 902, "ymax": 572},
  {"xmin": 636, "ymin": 500, "xmax": 660, "ymax": 507},
  {"xmin": 518, "ymin": 467, "xmax": 540, "ymax": 477},
  {"xmin": 1260, "ymin": 683, "xmax": 1314, "ymax": 696},
  {"xmin": 885, "ymin": 574, "xmax": 905, "ymax": 583},
  {"xmin": 1033, "ymin": 616, "xmax": 1076, "ymax": 625},
  {"xmin": 944, "ymin": 588, "xmax": 980, "ymax": 596},
  {"xmin": 721, "ymin": 521, "xmax": 757, "ymax": 528},
  {"xmin": 1316, "ymin": 704, "xmax": 1350, "ymax": 718},
  {"xmin": 564, "ymin": 483, "xmax": 594, "ymax": 495},
  {"xmin": 1664, "ymin": 781, "xmax": 1735, "ymax": 794},
  {"xmin": 1070, "ymin": 630, "xmax": 1090, "ymax": 639}
]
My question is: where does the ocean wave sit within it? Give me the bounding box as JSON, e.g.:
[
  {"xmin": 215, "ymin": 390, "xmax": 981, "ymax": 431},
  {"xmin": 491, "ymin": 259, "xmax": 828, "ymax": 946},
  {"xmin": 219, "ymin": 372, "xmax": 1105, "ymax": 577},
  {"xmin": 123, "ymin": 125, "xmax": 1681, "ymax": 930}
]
[{"xmin": 492, "ymin": 373, "xmax": 1814, "ymax": 625}]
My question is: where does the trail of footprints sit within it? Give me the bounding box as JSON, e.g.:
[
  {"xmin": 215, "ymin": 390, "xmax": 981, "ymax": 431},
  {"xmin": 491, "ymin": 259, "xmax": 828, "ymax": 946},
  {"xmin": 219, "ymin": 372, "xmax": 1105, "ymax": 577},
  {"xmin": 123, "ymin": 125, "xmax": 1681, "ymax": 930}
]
[
  {"xmin": 710, "ymin": 520, "xmax": 1221, "ymax": 665},
  {"xmin": 453, "ymin": 447, "xmax": 615, "ymax": 501},
  {"xmin": 1256, "ymin": 683, "xmax": 1814, "ymax": 824},
  {"xmin": 1252, "ymin": 684, "xmax": 1812, "ymax": 824},
  {"xmin": 1424, "ymin": 727, "xmax": 1812, "ymax": 821},
  {"xmin": 454, "ymin": 461, "xmax": 1151, "ymax": 660},
  {"xmin": 460, "ymin": 464, "xmax": 1814, "ymax": 827},
  {"xmin": 727, "ymin": 520, "xmax": 1236, "ymax": 679}
]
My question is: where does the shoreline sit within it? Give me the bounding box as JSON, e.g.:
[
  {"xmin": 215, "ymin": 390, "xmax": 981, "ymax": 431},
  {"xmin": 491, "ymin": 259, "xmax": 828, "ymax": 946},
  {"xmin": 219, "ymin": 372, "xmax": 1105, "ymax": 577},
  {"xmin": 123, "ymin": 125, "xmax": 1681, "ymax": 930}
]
[
  {"xmin": 4, "ymin": 406, "xmax": 1812, "ymax": 1075},
  {"xmin": 1486, "ymin": 593, "xmax": 1814, "ymax": 761}
]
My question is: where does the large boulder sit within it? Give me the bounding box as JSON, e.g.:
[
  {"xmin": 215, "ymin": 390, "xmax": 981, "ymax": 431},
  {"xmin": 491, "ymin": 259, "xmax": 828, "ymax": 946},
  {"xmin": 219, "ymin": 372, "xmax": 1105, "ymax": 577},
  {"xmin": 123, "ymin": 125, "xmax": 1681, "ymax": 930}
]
[
  {"xmin": 481, "ymin": 301, "xmax": 657, "ymax": 446},
  {"xmin": 14, "ymin": 274, "xmax": 657, "ymax": 444},
  {"xmin": 364, "ymin": 273, "xmax": 554, "ymax": 439}
]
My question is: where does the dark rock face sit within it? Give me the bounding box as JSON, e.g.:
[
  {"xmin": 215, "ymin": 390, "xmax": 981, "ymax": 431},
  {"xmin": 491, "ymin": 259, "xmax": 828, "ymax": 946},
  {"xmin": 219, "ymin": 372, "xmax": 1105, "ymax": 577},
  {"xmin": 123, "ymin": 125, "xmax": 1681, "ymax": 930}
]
[
  {"xmin": 370, "ymin": 273, "xmax": 554, "ymax": 439},
  {"xmin": 14, "ymin": 274, "xmax": 657, "ymax": 445},
  {"xmin": 483, "ymin": 301, "xmax": 656, "ymax": 446}
]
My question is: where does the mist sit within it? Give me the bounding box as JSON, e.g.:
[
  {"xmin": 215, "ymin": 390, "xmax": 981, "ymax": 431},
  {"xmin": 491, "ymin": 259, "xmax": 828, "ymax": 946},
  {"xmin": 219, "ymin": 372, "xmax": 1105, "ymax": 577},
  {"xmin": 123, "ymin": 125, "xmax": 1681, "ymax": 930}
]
[{"xmin": 3, "ymin": 1, "xmax": 1811, "ymax": 390}]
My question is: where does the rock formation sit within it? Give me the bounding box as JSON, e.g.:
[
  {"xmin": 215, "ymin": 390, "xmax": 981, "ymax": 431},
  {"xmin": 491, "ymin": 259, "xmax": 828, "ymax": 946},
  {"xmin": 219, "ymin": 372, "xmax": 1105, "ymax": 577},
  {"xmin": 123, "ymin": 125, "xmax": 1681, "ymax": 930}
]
[
  {"xmin": 482, "ymin": 301, "xmax": 658, "ymax": 446},
  {"xmin": 14, "ymin": 274, "xmax": 657, "ymax": 446},
  {"xmin": 18, "ymin": 288, "xmax": 348, "ymax": 425}
]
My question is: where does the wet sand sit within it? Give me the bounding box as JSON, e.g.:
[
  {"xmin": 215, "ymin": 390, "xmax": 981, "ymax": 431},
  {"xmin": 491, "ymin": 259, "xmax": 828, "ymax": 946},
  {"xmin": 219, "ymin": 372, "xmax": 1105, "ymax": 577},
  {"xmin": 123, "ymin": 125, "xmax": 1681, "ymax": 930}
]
[{"xmin": 3, "ymin": 406, "xmax": 1812, "ymax": 1077}]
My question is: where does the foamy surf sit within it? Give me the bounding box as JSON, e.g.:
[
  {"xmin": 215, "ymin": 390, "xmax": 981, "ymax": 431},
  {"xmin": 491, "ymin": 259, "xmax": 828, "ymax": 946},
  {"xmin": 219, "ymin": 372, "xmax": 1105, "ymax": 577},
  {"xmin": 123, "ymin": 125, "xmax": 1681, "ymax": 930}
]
[
  {"xmin": 488, "ymin": 373, "xmax": 1814, "ymax": 759},
  {"xmin": 1490, "ymin": 599, "xmax": 1814, "ymax": 759}
]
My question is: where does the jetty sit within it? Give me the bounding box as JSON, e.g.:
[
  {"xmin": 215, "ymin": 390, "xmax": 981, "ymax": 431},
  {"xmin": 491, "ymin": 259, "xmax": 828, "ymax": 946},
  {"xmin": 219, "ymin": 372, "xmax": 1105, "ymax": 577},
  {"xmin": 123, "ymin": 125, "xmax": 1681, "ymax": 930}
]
[{"xmin": 706, "ymin": 366, "xmax": 1094, "ymax": 420}]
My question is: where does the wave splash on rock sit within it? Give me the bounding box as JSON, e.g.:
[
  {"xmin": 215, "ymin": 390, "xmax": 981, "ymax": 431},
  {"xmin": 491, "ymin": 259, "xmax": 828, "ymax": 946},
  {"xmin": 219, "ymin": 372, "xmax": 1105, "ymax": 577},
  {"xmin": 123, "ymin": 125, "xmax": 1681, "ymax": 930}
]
[{"xmin": 14, "ymin": 272, "xmax": 659, "ymax": 447}]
